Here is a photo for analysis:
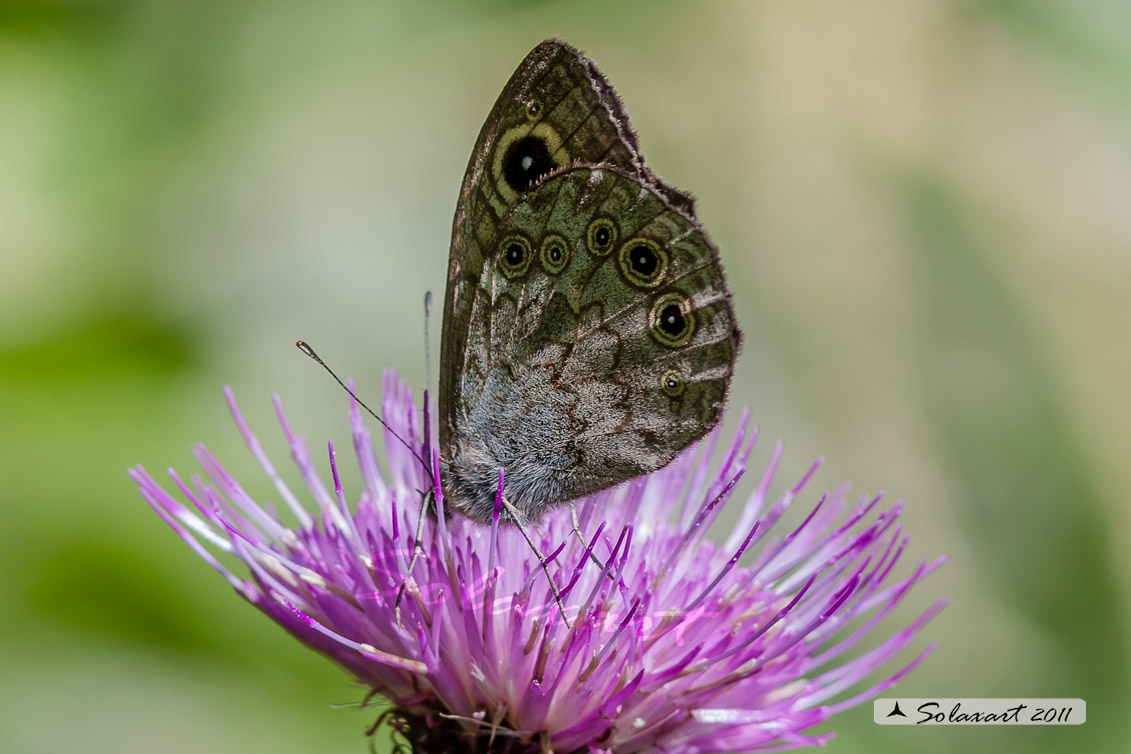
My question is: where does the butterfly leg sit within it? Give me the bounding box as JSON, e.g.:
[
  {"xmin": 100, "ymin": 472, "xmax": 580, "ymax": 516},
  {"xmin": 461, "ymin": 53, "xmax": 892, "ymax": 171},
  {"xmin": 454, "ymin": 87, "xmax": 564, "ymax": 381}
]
[
  {"xmin": 394, "ymin": 487, "xmax": 432, "ymax": 628},
  {"xmin": 569, "ymin": 501, "xmax": 612, "ymax": 575},
  {"xmin": 502, "ymin": 498, "xmax": 574, "ymax": 629}
]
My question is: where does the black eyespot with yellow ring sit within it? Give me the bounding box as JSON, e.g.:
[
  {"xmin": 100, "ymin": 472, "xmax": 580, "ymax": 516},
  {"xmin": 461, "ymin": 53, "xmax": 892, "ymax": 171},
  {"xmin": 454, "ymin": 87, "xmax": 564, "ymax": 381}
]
[
  {"xmin": 660, "ymin": 369, "xmax": 685, "ymax": 398},
  {"xmin": 586, "ymin": 218, "xmax": 617, "ymax": 256},
  {"xmin": 617, "ymin": 238, "xmax": 668, "ymax": 288},
  {"xmin": 540, "ymin": 234, "xmax": 570, "ymax": 275},
  {"xmin": 499, "ymin": 235, "xmax": 533, "ymax": 279},
  {"xmin": 492, "ymin": 123, "xmax": 567, "ymax": 202},
  {"xmin": 649, "ymin": 292, "xmax": 695, "ymax": 348}
]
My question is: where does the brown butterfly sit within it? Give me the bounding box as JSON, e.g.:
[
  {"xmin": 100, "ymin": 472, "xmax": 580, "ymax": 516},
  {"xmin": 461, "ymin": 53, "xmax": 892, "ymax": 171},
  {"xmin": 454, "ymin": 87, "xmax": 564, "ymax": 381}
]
[{"xmin": 438, "ymin": 38, "xmax": 741, "ymax": 531}]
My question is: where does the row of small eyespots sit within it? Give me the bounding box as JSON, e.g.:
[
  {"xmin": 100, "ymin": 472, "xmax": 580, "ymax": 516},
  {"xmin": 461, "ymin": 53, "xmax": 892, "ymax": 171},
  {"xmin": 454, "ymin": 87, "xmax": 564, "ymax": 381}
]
[
  {"xmin": 498, "ymin": 234, "xmax": 570, "ymax": 278},
  {"xmin": 502, "ymin": 218, "xmax": 667, "ymax": 288},
  {"xmin": 497, "ymin": 233, "xmax": 695, "ymax": 351}
]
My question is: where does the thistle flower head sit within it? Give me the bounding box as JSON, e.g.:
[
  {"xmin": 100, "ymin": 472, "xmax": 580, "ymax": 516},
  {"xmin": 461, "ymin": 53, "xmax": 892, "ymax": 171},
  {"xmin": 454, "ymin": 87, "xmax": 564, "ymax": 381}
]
[{"xmin": 131, "ymin": 372, "xmax": 944, "ymax": 753}]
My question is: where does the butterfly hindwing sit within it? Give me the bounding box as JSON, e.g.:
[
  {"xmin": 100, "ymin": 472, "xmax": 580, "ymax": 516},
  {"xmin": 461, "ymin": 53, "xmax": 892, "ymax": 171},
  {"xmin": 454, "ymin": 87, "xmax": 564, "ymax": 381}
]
[{"xmin": 448, "ymin": 167, "xmax": 740, "ymax": 520}]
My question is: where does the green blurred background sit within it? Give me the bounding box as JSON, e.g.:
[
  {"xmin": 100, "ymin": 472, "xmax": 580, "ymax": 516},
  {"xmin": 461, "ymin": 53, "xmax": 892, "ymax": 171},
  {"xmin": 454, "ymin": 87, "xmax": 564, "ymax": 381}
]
[{"xmin": 2, "ymin": 1, "xmax": 1129, "ymax": 752}]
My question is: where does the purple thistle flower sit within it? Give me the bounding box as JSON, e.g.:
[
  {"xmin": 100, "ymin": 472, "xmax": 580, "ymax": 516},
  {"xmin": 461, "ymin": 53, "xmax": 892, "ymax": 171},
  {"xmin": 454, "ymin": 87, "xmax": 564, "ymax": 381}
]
[{"xmin": 131, "ymin": 372, "xmax": 945, "ymax": 753}]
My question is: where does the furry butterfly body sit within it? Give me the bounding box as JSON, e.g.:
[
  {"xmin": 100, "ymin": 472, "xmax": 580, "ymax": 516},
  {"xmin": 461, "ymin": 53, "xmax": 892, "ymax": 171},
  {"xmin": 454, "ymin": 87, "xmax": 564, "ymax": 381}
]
[{"xmin": 439, "ymin": 39, "xmax": 741, "ymax": 524}]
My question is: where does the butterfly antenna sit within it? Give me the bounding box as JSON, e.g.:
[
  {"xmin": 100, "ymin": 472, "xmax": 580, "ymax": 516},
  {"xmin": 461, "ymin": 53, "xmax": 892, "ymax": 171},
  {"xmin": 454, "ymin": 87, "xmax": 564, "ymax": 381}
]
[
  {"xmin": 295, "ymin": 340, "xmax": 430, "ymax": 473},
  {"xmin": 390, "ymin": 292, "xmax": 443, "ymax": 627},
  {"xmin": 423, "ymin": 291, "xmax": 433, "ymax": 392}
]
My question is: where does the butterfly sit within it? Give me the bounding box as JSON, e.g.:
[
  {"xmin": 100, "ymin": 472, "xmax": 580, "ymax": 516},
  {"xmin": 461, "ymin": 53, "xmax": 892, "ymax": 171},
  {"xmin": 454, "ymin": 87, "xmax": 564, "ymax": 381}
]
[{"xmin": 437, "ymin": 38, "xmax": 742, "ymax": 530}]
